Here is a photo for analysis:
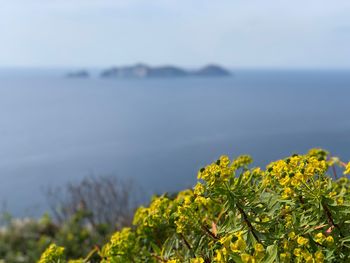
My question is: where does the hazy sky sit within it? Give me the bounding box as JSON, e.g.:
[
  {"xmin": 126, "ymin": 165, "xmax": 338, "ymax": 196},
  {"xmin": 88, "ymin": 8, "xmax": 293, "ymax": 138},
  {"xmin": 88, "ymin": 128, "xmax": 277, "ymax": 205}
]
[{"xmin": 1, "ymin": 0, "xmax": 350, "ymax": 68}]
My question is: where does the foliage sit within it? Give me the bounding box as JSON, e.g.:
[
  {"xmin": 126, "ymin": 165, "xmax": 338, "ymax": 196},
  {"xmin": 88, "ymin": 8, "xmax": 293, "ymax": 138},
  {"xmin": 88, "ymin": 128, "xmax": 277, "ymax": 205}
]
[
  {"xmin": 0, "ymin": 212, "xmax": 103, "ymax": 262},
  {"xmin": 0, "ymin": 176, "xmax": 135, "ymax": 263},
  {"xmin": 31, "ymin": 150, "xmax": 350, "ymax": 261},
  {"xmin": 38, "ymin": 244, "xmax": 65, "ymax": 263},
  {"xmin": 46, "ymin": 176, "xmax": 136, "ymax": 229}
]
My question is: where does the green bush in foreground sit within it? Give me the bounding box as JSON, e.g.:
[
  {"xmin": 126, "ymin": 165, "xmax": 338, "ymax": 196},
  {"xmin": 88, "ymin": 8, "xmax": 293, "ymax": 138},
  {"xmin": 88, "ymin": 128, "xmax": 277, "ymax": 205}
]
[
  {"xmin": 0, "ymin": 176, "xmax": 135, "ymax": 263},
  {"xmin": 40, "ymin": 149, "xmax": 350, "ymax": 262}
]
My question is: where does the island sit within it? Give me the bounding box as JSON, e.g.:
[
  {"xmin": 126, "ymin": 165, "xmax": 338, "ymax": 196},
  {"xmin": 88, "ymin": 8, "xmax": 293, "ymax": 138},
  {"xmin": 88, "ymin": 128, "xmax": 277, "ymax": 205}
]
[
  {"xmin": 66, "ymin": 70, "xmax": 90, "ymax": 78},
  {"xmin": 100, "ymin": 64, "xmax": 231, "ymax": 78},
  {"xmin": 194, "ymin": 64, "xmax": 232, "ymax": 77}
]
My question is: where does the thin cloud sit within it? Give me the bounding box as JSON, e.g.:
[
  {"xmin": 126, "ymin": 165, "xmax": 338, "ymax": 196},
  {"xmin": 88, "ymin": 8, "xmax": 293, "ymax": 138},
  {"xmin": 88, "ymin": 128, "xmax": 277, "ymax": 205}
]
[{"xmin": 0, "ymin": 0, "xmax": 350, "ymax": 68}]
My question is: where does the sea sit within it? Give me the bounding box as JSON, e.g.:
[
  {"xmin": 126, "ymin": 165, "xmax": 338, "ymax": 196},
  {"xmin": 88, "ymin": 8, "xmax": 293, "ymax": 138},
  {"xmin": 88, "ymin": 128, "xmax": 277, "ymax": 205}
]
[{"xmin": 0, "ymin": 69, "xmax": 349, "ymax": 217}]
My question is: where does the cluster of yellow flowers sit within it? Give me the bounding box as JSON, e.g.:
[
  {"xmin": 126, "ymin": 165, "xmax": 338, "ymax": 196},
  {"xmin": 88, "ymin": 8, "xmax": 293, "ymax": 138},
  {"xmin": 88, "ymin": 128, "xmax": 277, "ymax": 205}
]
[
  {"xmin": 38, "ymin": 244, "xmax": 65, "ymax": 263},
  {"xmin": 214, "ymin": 231, "xmax": 262, "ymax": 263},
  {"xmin": 276, "ymin": 231, "xmax": 333, "ymax": 263},
  {"xmin": 99, "ymin": 228, "xmax": 136, "ymax": 261},
  {"xmin": 40, "ymin": 149, "xmax": 350, "ymax": 262},
  {"xmin": 133, "ymin": 196, "xmax": 173, "ymax": 229},
  {"xmin": 197, "ymin": 155, "xmax": 253, "ymax": 187},
  {"xmin": 264, "ymin": 153, "xmax": 328, "ymax": 199}
]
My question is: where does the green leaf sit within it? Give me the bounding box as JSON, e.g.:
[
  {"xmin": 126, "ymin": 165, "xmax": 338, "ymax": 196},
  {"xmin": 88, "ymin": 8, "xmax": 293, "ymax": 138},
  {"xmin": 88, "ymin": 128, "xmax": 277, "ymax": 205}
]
[
  {"xmin": 263, "ymin": 243, "xmax": 278, "ymax": 263},
  {"xmin": 230, "ymin": 253, "xmax": 244, "ymax": 263},
  {"xmin": 150, "ymin": 242, "xmax": 161, "ymax": 254}
]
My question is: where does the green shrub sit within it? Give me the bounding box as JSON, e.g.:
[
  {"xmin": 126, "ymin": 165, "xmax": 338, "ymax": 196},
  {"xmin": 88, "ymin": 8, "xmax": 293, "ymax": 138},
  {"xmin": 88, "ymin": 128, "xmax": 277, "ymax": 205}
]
[{"xmin": 41, "ymin": 149, "xmax": 350, "ymax": 262}]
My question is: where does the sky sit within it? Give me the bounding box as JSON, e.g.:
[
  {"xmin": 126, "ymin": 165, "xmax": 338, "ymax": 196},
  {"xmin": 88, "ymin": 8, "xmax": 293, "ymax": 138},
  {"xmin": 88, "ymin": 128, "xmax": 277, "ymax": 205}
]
[{"xmin": 1, "ymin": 0, "xmax": 350, "ymax": 69}]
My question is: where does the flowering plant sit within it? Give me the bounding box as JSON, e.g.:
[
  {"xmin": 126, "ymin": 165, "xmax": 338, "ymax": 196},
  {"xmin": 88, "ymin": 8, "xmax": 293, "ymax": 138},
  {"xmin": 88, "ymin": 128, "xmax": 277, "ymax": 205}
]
[{"xmin": 41, "ymin": 149, "xmax": 350, "ymax": 263}]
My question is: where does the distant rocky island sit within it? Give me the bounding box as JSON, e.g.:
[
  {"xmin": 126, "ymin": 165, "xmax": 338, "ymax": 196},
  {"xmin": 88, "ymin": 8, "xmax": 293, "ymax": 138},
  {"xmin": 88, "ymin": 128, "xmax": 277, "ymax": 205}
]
[
  {"xmin": 100, "ymin": 64, "xmax": 231, "ymax": 78},
  {"xmin": 66, "ymin": 70, "xmax": 90, "ymax": 78}
]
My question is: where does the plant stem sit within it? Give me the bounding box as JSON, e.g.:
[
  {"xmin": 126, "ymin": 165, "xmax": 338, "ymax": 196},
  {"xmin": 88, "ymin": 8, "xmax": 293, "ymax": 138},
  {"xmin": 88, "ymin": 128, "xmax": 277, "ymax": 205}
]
[{"xmin": 237, "ymin": 204, "xmax": 261, "ymax": 243}]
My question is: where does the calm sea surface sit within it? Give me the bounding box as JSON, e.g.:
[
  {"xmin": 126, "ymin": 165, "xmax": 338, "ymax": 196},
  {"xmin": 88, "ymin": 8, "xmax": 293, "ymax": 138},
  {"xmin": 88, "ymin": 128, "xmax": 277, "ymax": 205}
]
[{"xmin": 0, "ymin": 69, "xmax": 349, "ymax": 216}]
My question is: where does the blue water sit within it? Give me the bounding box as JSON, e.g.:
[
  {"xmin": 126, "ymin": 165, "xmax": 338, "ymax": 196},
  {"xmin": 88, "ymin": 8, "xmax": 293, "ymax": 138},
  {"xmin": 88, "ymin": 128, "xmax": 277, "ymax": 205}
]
[{"xmin": 0, "ymin": 69, "xmax": 349, "ymax": 216}]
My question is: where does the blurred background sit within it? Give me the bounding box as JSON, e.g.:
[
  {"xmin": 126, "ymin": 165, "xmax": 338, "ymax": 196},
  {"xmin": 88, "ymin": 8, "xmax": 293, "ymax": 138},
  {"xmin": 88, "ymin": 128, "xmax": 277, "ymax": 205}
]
[{"xmin": 0, "ymin": 0, "xmax": 349, "ymax": 217}]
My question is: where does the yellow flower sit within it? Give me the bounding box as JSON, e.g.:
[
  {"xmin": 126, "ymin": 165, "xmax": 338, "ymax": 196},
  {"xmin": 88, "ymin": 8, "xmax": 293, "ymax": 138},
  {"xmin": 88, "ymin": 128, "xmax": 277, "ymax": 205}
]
[
  {"xmin": 194, "ymin": 182, "xmax": 205, "ymax": 195},
  {"xmin": 297, "ymin": 236, "xmax": 309, "ymax": 246},
  {"xmin": 282, "ymin": 187, "xmax": 293, "ymax": 199},
  {"xmin": 293, "ymin": 248, "xmax": 302, "ymax": 257},
  {"xmin": 252, "ymin": 167, "xmax": 262, "ymax": 174},
  {"xmin": 344, "ymin": 162, "xmax": 350, "ymax": 175},
  {"xmin": 241, "ymin": 253, "xmax": 256, "ymax": 263},
  {"xmin": 183, "ymin": 195, "xmax": 192, "ymax": 206},
  {"xmin": 262, "ymin": 177, "xmax": 270, "ymax": 187},
  {"xmin": 261, "ymin": 216, "xmax": 270, "ymax": 222},
  {"xmin": 328, "ymin": 191, "xmax": 337, "ymax": 198},
  {"xmin": 215, "ymin": 248, "xmax": 227, "ymax": 263},
  {"xmin": 233, "ymin": 230, "xmax": 244, "ymax": 239},
  {"xmin": 285, "ymin": 215, "xmax": 293, "ymax": 228},
  {"xmin": 337, "ymin": 197, "xmax": 344, "ymax": 205},
  {"xmin": 219, "ymin": 155, "xmax": 230, "ymax": 168},
  {"xmin": 290, "ymin": 174, "xmax": 302, "ymax": 187},
  {"xmin": 230, "ymin": 237, "xmax": 247, "ymax": 252},
  {"xmin": 279, "ymin": 176, "xmax": 290, "ymax": 186},
  {"xmin": 315, "ymin": 251, "xmax": 325, "ymax": 263},
  {"xmin": 190, "ymin": 258, "xmax": 204, "ymax": 263},
  {"xmin": 194, "ymin": 196, "xmax": 209, "ymax": 206},
  {"xmin": 232, "ymin": 155, "xmax": 253, "ymax": 169},
  {"xmin": 314, "ymin": 233, "xmax": 325, "ymax": 244},
  {"xmin": 282, "ymin": 239, "xmax": 290, "ymax": 251},
  {"xmin": 302, "ymin": 251, "xmax": 313, "ymax": 263},
  {"xmin": 253, "ymin": 243, "xmax": 265, "ymax": 259},
  {"xmin": 219, "ymin": 234, "xmax": 232, "ymax": 247},
  {"xmin": 254, "ymin": 243, "xmax": 264, "ymax": 253},
  {"xmin": 288, "ymin": 231, "xmax": 296, "ymax": 239},
  {"xmin": 280, "ymin": 252, "xmax": 291, "ymax": 262},
  {"xmin": 326, "ymin": 236, "xmax": 334, "ymax": 245},
  {"xmin": 39, "ymin": 244, "xmax": 65, "ymax": 263}
]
